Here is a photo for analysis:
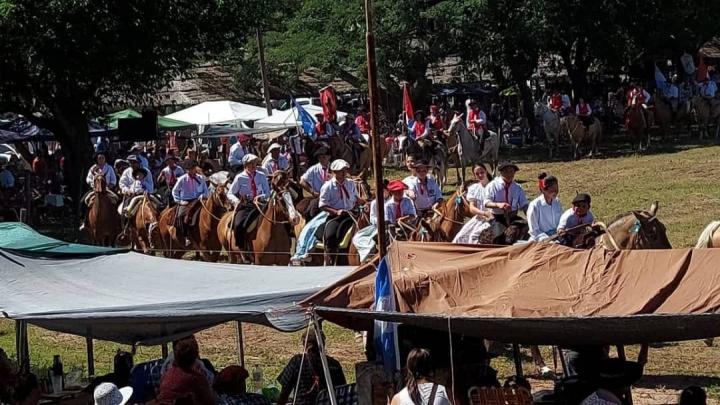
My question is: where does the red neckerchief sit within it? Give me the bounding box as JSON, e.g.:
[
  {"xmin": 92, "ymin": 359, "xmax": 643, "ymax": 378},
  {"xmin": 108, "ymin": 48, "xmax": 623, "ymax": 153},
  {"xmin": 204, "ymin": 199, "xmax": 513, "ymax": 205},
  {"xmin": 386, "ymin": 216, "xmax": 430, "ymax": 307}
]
[
  {"xmin": 576, "ymin": 213, "xmax": 584, "ymax": 224},
  {"xmin": 503, "ymin": 180, "xmax": 512, "ymax": 206},
  {"xmin": 394, "ymin": 198, "xmax": 402, "ymax": 220},
  {"xmin": 247, "ymin": 170, "xmax": 257, "ymax": 198},
  {"xmin": 419, "ymin": 177, "xmax": 427, "ymax": 195},
  {"xmin": 321, "ymin": 166, "xmax": 328, "ymax": 182},
  {"xmin": 168, "ymin": 166, "xmax": 176, "ymax": 185},
  {"xmin": 337, "ymin": 180, "xmax": 349, "ymax": 200}
]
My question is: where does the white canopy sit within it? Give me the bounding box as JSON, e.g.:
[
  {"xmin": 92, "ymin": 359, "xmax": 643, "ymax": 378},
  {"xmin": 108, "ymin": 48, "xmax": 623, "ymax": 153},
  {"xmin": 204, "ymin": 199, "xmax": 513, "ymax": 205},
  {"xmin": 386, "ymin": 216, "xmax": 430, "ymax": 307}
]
[
  {"xmin": 166, "ymin": 101, "xmax": 270, "ymax": 126},
  {"xmin": 254, "ymin": 105, "xmax": 347, "ymax": 129}
]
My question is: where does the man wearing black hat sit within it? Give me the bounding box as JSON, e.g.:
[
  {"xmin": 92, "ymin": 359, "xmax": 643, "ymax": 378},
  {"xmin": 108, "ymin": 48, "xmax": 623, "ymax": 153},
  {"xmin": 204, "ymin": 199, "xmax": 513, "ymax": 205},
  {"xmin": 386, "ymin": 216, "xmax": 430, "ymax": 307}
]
[
  {"xmin": 556, "ymin": 193, "xmax": 596, "ymax": 247},
  {"xmin": 171, "ymin": 160, "xmax": 209, "ymax": 244},
  {"xmin": 299, "ymin": 147, "xmax": 331, "ymax": 219}
]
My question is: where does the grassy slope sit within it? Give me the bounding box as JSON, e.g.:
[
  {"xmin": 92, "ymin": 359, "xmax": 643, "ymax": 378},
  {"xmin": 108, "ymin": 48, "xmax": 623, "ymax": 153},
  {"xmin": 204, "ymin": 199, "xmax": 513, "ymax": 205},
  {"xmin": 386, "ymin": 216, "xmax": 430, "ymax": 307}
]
[{"xmin": 3, "ymin": 144, "xmax": 720, "ymax": 400}]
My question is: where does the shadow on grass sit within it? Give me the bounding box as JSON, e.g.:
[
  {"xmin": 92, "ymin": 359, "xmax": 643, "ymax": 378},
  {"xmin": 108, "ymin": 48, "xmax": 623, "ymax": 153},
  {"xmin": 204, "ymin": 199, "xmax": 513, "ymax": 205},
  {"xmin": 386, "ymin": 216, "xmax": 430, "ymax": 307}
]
[{"xmin": 635, "ymin": 374, "xmax": 720, "ymax": 391}]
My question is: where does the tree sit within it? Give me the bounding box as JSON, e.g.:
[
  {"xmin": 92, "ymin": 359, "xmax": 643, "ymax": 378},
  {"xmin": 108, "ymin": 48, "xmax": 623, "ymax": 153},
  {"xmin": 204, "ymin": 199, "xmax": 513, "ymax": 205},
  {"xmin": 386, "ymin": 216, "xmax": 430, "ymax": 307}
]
[{"xmin": 0, "ymin": 0, "xmax": 270, "ymax": 202}]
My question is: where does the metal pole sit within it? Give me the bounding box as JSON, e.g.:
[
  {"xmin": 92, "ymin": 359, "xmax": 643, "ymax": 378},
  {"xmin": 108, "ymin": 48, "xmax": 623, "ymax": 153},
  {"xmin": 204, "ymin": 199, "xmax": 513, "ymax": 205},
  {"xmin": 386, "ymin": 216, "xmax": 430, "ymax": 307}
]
[
  {"xmin": 86, "ymin": 326, "xmax": 95, "ymax": 378},
  {"xmin": 512, "ymin": 343, "xmax": 524, "ymax": 378},
  {"xmin": 311, "ymin": 314, "xmax": 338, "ymax": 405},
  {"xmin": 235, "ymin": 321, "xmax": 246, "ymax": 367},
  {"xmin": 364, "ymin": 0, "xmax": 387, "ymax": 258},
  {"xmin": 15, "ymin": 320, "xmax": 29, "ymax": 372},
  {"xmin": 257, "ymin": 28, "xmax": 274, "ymax": 117},
  {"xmin": 161, "ymin": 343, "xmax": 169, "ymax": 359}
]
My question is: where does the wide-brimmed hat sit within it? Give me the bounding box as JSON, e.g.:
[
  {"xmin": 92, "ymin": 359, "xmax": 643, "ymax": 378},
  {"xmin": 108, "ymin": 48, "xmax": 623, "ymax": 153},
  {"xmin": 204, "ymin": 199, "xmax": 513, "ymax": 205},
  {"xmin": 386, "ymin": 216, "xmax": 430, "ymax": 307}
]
[
  {"xmin": 93, "ymin": 383, "xmax": 133, "ymax": 405},
  {"xmin": 242, "ymin": 154, "xmax": 260, "ymax": 165},
  {"xmin": 114, "ymin": 159, "xmax": 129, "ymax": 167},
  {"xmin": 313, "ymin": 147, "xmax": 330, "ymax": 158},
  {"xmin": 267, "ymin": 143, "xmax": 282, "ymax": 152},
  {"xmin": 164, "ymin": 155, "xmax": 179, "ymax": 163},
  {"xmin": 413, "ymin": 159, "xmax": 432, "ymax": 169},
  {"xmin": 126, "ymin": 155, "xmax": 139, "ymax": 162},
  {"xmin": 130, "ymin": 143, "xmax": 143, "ymax": 152},
  {"xmin": 330, "ymin": 159, "xmax": 350, "ymax": 171},
  {"xmin": 498, "ymin": 161, "xmax": 520, "ymax": 172},
  {"xmin": 387, "ymin": 180, "xmax": 407, "ymax": 192},
  {"xmin": 572, "ymin": 193, "xmax": 591, "ymax": 205}
]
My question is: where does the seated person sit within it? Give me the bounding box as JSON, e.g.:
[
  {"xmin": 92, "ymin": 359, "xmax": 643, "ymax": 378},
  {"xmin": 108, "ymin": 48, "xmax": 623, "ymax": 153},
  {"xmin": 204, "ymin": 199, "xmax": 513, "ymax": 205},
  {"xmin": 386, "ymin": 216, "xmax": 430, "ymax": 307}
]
[
  {"xmin": 157, "ymin": 336, "xmax": 215, "ymax": 405},
  {"xmin": 557, "ymin": 193, "xmax": 595, "ymax": 247},
  {"xmin": 526, "ymin": 173, "xmax": 562, "ymax": 241},
  {"xmin": 86, "ymin": 351, "xmax": 133, "ymax": 392},
  {"xmin": 403, "ymin": 160, "xmax": 443, "ymax": 217},
  {"xmin": 262, "ymin": 143, "xmax": 290, "ymax": 176},
  {"xmin": 352, "ymin": 180, "xmax": 386, "ymax": 263},
  {"xmin": 277, "ymin": 328, "xmax": 346, "ymax": 405},
  {"xmin": 384, "ymin": 179, "xmax": 417, "ymax": 238},
  {"xmin": 299, "ymin": 148, "xmax": 331, "ymax": 219},
  {"xmin": 483, "ymin": 162, "xmax": 529, "ymax": 227},
  {"xmin": 228, "ymin": 154, "xmax": 270, "ymax": 255},
  {"xmin": 214, "ymin": 366, "xmax": 271, "ymax": 405},
  {"xmin": 391, "ymin": 348, "xmax": 451, "ymax": 405},
  {"xmin": 171, "ymin": 161, "xmax": 210, "ymax": 245}
]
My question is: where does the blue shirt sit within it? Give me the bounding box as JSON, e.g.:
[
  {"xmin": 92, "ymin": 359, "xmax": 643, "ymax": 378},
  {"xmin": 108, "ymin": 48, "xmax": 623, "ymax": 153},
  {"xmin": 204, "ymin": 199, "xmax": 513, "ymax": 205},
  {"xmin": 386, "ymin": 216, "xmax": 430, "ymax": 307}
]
[
  {"xmin": 171, "ymin": 173, "xmax": 209, "ymax": 202},
  {"xmin": 558, "ymin": 208, "xmax": 595, "ymax": 231},
  {"xmin": 228, "ymin": 169, "xmax": 270, "ymax": 206},
  {"xmin": 484, "ymin": 177, "xmax": 528, "ymax": 215},
  {"xmin": 384, "ymin": 197, "xmax": 416, "ymax": 224},
  {"xmin": 319, "ymin": 178, "xmax": 358, "ymax": 211},
  {"xmin": 228, "ymin": 142, "xmax": 247, "ymax": 167},
  {"xmin": 403, "ymin": 175, "xmax": 443, "ymax": 211},
  {"xmin": 0, "ymin": 169, "xmax": 14, "ymax": 188},
  {"xmin": 301, "ymin": 163, "xmax": 330, "ymax": 194}
]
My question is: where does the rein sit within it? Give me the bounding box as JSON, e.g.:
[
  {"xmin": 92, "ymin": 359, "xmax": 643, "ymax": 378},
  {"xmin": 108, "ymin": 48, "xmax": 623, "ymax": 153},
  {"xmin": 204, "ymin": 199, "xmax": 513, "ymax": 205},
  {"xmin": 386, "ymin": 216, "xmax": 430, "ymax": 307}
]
[
  {"xmin": 433, "ymin": 194, "xmax": 467, "ymax": 225},
  {"xmin": 254, "ymin": 192, "xmax": 291, "ymax": 225},
  {"xmin": 199, "ymin": 192, "xmax": 226, "ymax": 222}
]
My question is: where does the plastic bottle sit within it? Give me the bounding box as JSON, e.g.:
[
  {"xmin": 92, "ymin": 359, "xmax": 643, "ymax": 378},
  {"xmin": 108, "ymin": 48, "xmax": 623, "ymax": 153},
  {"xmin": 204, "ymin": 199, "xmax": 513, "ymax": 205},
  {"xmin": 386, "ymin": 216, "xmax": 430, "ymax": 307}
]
[
  {"xmin": 251, "ymin": 364, "xmax": 264, "ymax": 394},
  {"xmin": 50, "ymin": 355, "xmax": 64, "ymax": 393}
]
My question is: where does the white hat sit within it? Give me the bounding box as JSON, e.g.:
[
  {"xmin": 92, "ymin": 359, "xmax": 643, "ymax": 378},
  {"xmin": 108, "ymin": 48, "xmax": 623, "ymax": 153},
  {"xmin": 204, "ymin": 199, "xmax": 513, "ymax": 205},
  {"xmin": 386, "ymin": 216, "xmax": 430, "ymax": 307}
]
[
  {"xmin": 242, "ymin": 154, "xmax": 260, "ymax": 165},
  {"xmin": 130, "ymin": 143, "xmax": 143, "ymax": 151},
  {"xmin": 267, "ymin": 143, "xmax": 282, "ymax": 152},
  {"xmin": 330, "ymin": 159, "xmax": 350, "ymax": 171},
  {"xmin": 94, "ymin": 383, "xmax": 133, "ymax": 405}
]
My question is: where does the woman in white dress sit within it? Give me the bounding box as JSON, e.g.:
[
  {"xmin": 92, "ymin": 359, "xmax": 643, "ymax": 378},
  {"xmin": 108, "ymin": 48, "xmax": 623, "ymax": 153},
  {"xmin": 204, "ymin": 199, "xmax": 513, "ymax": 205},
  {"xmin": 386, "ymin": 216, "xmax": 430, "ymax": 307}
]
[
  {"xmin": 391, "ymin": 348, "xmax": 451, "ymax": 405},
  {"xmin": 452, "ymin": 164, "xmax": 494, "ymax": 244},
  {"xmin": 526, "ymin": 172, "xmax": 562, "ymax": 241}
]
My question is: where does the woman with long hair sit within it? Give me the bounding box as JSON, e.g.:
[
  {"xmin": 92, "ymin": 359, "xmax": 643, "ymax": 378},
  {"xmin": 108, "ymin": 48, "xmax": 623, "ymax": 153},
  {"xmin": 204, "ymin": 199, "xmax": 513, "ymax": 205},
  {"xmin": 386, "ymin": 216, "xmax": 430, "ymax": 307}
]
[
  {"xmin": 452, "ymin": 163, "xmax": 494, "ymax": 244},
  {"xmin": 391, "ymin": 348, "xmax": 451, "ymax": 405},
  {"xmin": 526, "ymin": 172, "xmax": 562, "ymax": 242}
]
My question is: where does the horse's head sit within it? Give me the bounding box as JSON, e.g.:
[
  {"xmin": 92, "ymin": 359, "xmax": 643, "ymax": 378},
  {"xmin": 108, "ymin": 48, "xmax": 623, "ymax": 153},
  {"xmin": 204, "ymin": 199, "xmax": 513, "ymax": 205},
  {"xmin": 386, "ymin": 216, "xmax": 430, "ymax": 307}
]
[
  {"xmin": 603, "ymin": 201, "xmax": 671, "ymax": 250},
  {"xmin": 212, "ymin": 182, "xmax": 231, "ymax": 210},
  {"xmin": 271, "ymin": 170, "xmax": 291, "ymax": 193},
  {"xmin": 349, "ymin": 176, "xmax": 372, "ymax": 202},
  {"xmin": 93, "ymin": 174, "xmax": 107, "ymax": 193},
  {"xmin": 448, "ymin": 113, "xmax": 464, "ymax": 135},
  {"xmin": 278, "ymin": 189, "xmax": 301, "ymax": 226}
]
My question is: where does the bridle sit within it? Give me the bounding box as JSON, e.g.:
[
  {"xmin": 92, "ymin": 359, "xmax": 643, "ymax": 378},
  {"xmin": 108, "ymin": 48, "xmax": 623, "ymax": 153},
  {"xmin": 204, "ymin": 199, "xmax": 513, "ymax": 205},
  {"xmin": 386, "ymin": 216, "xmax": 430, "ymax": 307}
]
[
  {"xmin": 432, "ymin": 192, "xmax": 468, "ymax": 226},
  {"xmin": 199, "ymin": 186, "xmax": 227, "ymax": 222}
]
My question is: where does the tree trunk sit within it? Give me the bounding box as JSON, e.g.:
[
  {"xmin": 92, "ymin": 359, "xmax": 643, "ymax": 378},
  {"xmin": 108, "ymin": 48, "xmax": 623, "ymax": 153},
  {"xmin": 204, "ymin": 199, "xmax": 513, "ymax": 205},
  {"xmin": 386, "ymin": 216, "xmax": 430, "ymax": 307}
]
[
  {"xmin": 517, "ymin": 80, "xmax": 535, "ymax": 127},
  {"xmin": 51, "ymin": 100, "xmax": 93, "ymax": 212}
]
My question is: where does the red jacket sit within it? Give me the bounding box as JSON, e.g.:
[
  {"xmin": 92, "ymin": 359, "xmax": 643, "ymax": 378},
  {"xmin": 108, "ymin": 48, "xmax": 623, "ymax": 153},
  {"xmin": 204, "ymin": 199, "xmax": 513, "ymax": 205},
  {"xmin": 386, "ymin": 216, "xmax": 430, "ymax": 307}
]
[
  {"xmin": 157, "ymin": 366, "xmax": 215, "ymax": 405},
  {"xmin": 549, "ymin": 93, "xmax": 563, "ymax": 111}
]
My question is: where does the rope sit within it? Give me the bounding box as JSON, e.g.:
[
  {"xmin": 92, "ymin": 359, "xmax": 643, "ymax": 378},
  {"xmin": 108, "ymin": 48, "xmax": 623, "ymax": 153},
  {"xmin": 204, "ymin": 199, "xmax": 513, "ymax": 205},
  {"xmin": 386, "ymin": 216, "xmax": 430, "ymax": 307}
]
[
  {"xmin": 596, "ymin": 221, "xmax": 622, "ymax": 250},
  {"xmin": 199, "ymin": 194, "xmax": 225, "ymax": 222},
  {"xmin": 254, "ymin": 195, "xmax": 290, "ymax": 225},
  {"xmin": 292, "ymin": 320, "xmax": 313, "ymax": 405}
]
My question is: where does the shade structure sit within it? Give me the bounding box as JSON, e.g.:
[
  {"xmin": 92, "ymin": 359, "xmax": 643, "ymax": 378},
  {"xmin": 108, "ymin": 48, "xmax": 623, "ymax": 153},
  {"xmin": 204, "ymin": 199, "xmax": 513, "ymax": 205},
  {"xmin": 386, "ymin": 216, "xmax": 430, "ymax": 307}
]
[
  {"xmin": 104, "ymin": 109, "xmax": 194, "ymax": 130},
  {"xmin": 0, "ymin": 222, "xmax": 124, "ymax": 257},
  {"xmin": 0, "ymin": 115, "xmax": 53, "ymax": 143},
  {"xmin": 303, "ymin": 242, "xmax": 720, "ymax": 346},
  {"xmin": 254, "ymin": 105, "xmax": 347, "ymax": 129},
  {"xmin": 165, "ymin": 101, "xmax": 269, "ymax": 126},
  {"xmin": 0, "ymin": 224, "xmax": 354, "ymax": 344}
]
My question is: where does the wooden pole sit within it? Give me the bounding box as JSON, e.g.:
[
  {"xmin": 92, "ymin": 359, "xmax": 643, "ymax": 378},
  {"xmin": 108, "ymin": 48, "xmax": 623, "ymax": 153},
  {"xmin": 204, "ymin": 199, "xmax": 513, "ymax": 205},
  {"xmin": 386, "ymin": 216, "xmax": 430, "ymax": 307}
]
[
  {"xmin": 364, "ymin": 0, "xmax": 387, "ymax": 258},
  {"xmin": 256, "ymin": 28, "xmax": 274, "ymax": 117},
  {"xmin": 15, "ymin": 320, "xmax": 29, "ymax": 373},
  {"xmin": 235, "ymin": 321, "xmax": 245, "ymax": 367},
  {"xmin": 86, "ymin": 326, "xmax": 95, "ymax": 378},
  {"xmin": 512, "ymin": 343, "xmax": 523, "ymax": 378}
]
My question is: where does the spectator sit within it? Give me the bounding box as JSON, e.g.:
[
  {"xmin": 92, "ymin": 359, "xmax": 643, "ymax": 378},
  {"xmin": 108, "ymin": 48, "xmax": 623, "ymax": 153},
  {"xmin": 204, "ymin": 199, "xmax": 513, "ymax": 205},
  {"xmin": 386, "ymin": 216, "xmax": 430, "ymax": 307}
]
[
  {"xmin": 680, "ymin": 386, "xmax": 706, "ymax": 405},
  {"xmin": 13, "ymin": 373, "xmax": 42, "ymax": 405},
  {"xmin": 86, "ymin": 351, "xmax": 133, "ymax": 393},
  {"xmin": 157, "ymin": 336, "xmax": 215, "ymax": 405},
  {"xmin": 277, "ymin": 327, "xmax": 346, "ymax": 405},
  {"xmin": 214, "ymin": 365, "xmax": 271, "ymax": 405},
  {"xmin": 391, "ymin": 348, "xmax": 451, "ymax": 405},
  {"xmin": 93, "ymin": 383, "xmax": 133, "ymax": 405}
]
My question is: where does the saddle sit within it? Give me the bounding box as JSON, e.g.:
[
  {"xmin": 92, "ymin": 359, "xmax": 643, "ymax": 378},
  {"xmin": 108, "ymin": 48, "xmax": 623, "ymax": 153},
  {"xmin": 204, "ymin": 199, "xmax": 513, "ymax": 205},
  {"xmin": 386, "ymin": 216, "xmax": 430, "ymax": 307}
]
[
  {"xmin": 124, "ymin": 194, "xmax": 163, "ymax": 217},
  {"xmin": 315, "ymin": 225, "xmax": 356, "ymax": 251},
  {"xmin": 176, "ymin": 200, "xmax": 202, "ymax": 228}
]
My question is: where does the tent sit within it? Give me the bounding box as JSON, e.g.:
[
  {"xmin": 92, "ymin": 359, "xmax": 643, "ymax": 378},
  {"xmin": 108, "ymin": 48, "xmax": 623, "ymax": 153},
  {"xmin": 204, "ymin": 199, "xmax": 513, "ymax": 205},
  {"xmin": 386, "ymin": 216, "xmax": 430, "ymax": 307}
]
[
  {"xmin": 303, "ymin": 242, "xmax": 720, "ymax": 346},
  {"xmin": 165, "ymin": 101, "xmax": 270, "ymax": 126},
  {"xmin": 254, "ymin": 105, "xmax": 347, "ymax": 130},
  {"xmin": 0, "ymin": 222, "xmax": 124, "ymax": 257},
  {"xmin": 0, "ymin": 116, "xmax": 53, "ymax": 143},
  {"xmin": 0, "ymin": 223, "xmax": 354, "ymax": 345},
  {"xmin": 104, "ymin": 109, "xmax": 195, "ymax": 130}
]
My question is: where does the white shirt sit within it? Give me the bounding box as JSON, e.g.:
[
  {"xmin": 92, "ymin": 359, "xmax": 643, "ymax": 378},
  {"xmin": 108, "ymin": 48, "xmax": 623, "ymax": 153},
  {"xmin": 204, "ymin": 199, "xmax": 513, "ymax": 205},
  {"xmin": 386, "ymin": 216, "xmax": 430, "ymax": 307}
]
[
  {"xmin": 301, "ymin": 163, "xmax": 331, "ymax": 194},
  {"xmin": 395, "ymin": 383, "xmax": 451, "ymax": 405},
  {"xmin": 558, "ymin": 208, "xmax": 595, "ymax": 231},
  {"xmin": 483, "ymin": 177, "xmax": 528, "ymax": 214},
  {"xmin": 319, "ymin": 177, "xmax": 358, "ymax": 211},
  {"xmin": 527, "ymin": 195, "xmax": 563, "ymax": 241},
  {"xmin": 160, "ymin": 165, "xmax": 185, "ymax": 187},
  {"xmin": 228, "ymin": 169, "xmax": 270, "ymax": 206},
  {"xmin": 384, "ymin": 197, "xmax": 416, "ymax": 224},
  {"xmin": 467, "ymin": 182, "xmax": 486, "ymax": 208},
  {"xmin": 0, "ymin": 169, "xmax": 14, "ymax": 188},
  {"xmin": 228, "ymin": 142, "xmax": 247, "ymax": 167},
  {"xmin": 171, "ymin": 173, "xmax": 209, "ymax": 202},
  {"xmin": 119, "ymin": 167, "xmax": 154, "ymax": 194},
  {"xmin": 262, "ymin": 155, "xmax": 290, "ymax": 175},
  {"xmin": 403, "ymin": 175, "xmax": 443, "ymax": 211},
  {"xmin": 369, "ymin": 199, "xmax": 380, "ymax": 226},
  {"xmin": 85, "ymin": 164, "xmax": 117, "ymax": 187}
]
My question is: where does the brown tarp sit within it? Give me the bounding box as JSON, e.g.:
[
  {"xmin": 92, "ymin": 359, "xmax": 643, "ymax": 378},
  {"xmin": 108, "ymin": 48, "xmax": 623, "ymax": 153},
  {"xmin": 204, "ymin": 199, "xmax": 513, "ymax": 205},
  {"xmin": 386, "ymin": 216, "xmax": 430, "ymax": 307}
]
[{"xmin": 302, "ymin": 242, "xmax": 720, "ymax": 345}]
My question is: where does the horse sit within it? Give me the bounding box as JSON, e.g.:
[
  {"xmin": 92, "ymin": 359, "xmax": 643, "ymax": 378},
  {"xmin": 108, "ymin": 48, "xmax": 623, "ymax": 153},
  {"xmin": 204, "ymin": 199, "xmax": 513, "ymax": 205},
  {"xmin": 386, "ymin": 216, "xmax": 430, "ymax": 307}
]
[
  {"xmin": 327, "ymin": 135, "xmax": 372, "ymax": 176},
  {"xmin": 127, "ymin": 194, "xmax": 162, "ymax": 254},
  {"xmin": 695, "ymin": 221, "xmax": 720, "ymax": 248},
  {"xmin": 446, "ymin": 113, "xmax": 500, "ymax": 187},
  {"xmin": 560, "ymin": 115, "xmax": 601, "ymax": 160},
  {"xmin": 691, "ymin": 95, "xmax": 720, "ymax": 139},
  {"xmin": 85, "ymin": 174, "xmax": 121, "ymax": 246},
  {"xmin": 534, "ymin": 102, "xmax": 561, "ymax": 159},
  {"xmin": 218, "ymin": 171, "xmax": 301, "ymax": 265},
  {"xmin": 426, "ymin": 189, "xmax": 473, "ymax": 242},
  {"xmin": 403, "ymin": 136, "xmax": 448, "ymax": 190},
  {"xmin": 625, "ymin": 103, "xmax": 649, "ymax": 151},
  {"xmin": 157, "ymin": 184, "xmax": 229, "ymax": 261},
  {"xmin": 653, "ymin": 91, "xmax": 689, "ymax": 140}
]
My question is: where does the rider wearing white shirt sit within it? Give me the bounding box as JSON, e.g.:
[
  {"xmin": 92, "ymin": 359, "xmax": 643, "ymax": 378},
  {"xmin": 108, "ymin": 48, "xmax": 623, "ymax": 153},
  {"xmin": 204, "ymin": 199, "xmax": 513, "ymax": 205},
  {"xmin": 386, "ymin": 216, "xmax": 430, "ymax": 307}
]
[
  {"xmin": 452, "ymin": 163, "xmax": 494, "ymax": 244},
  {"xmin": 299, "ymin": 147, "xmax": 331, "ymax": 219},
  {"xmin": 262, "ymin": 143, "xmax": 290, "ymax": 175},
  {"xmin": 526, "ymin": 173, "xmax": 562, "ymax": 241},
  {"xmin": 403, "ymin": 160, "xmax": 443, "ymax": 215},
  {"xmin": 119, "ymin": 156, "xmax": 154, "ymax": 195},
  {"xmin": 483, "ymin": 162, "xmax": 529, "ymax": 226},
  {"xmin": 228, "ymin": 154, "xmax": 271, "ymax": 251},
  {"xmin": 228, "ymin": 135, "xmax": 251, "ymax": 169},
  {"xmin": 85, "ymin": 153, "xmax": 117, "ymax": 188}
]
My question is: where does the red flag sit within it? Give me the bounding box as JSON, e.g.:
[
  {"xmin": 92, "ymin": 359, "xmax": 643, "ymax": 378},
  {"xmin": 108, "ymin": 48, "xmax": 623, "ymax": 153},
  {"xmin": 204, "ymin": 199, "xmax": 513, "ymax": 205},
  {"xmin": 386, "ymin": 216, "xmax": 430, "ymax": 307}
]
[
  {"xmin": 697, "ymin": 54, "xmax": 709, "ymax": 81},
  {"xmin": 319, "ymin": 86, "xmax": 338, "ymax": 123},
  {"xmin": 403, "ymin": 83, "xmax": 414, "ymax": 125}
]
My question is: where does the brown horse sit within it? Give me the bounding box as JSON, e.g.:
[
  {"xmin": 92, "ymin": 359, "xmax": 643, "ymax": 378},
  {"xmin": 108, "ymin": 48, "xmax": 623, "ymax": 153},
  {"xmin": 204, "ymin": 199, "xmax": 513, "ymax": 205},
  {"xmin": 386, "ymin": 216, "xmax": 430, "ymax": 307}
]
[
  {"xmin": 653, "ymin": 92, "xmax": 689, "ymax": 140},
  {"xmin": 129, "ymin": 194, "xmax": 162, "ymax": 254},
  {"xmin": 219, "ymin": 171, "xmax": 300, "ymax": 265},
  {"xmin": 427, "ymin": 190, "xmax": 473, "ymax": 242},
  {"xmin": 158, "ymin": 185, "xmax": 229, "ymax": 261},
  {"xmin": 85, "ymin": 174, "xmax": 121, "ymax": 246},
  {"xmin": 691, "ymin": 95, "xmax": 720, "ymax": 139},
  {"xmin": 560, "ymin": 115, "xmax": 601, "ymax": 159},
  {"xmin": 626, "ymin": 104, "xmax": 649, "ymax": 151}
]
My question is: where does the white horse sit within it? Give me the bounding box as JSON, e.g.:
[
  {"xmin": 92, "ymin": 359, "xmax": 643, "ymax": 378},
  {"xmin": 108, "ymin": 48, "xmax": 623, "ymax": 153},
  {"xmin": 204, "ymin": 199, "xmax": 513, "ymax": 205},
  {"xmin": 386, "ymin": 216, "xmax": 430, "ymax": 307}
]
[
  {"xmin": 446, "ymin": 113, "xmax": 500, "ymax": 187},
  {"xmin": 534, "ymin": 102, "xmax": 561, "ymax": 159}
]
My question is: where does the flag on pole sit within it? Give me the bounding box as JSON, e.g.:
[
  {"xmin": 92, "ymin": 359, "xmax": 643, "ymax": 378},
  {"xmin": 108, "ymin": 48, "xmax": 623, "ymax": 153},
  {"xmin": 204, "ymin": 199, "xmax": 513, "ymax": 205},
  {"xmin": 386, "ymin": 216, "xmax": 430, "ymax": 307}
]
[
  {"xmin": 373, "ymin": 257, "xmax": 400, "ymax": 373},
  {"xmin": 319, "ymin": 86, "xmax": 338, "ymax": 123},
  {"xmin": 403, "ymin": 83, "xmax": 414, "ymax": 128},
  {"xmin": 291, "ymin": 97, "xmax": 317, "ymax": 138}
]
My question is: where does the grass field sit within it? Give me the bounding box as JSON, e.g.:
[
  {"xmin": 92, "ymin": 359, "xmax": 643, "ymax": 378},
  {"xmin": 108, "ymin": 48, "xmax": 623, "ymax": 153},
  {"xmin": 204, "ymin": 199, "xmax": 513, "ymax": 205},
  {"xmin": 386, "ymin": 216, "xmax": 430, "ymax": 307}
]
[{"xmin": 4, "ymin": 141, "xmax": 720, "ymax": 402}]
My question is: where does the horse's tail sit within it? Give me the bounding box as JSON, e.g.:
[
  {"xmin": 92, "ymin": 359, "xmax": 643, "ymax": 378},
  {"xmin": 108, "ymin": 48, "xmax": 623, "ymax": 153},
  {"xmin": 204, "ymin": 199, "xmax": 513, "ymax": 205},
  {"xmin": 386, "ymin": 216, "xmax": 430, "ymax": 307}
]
[{"xmin": 695, "ymin": 221, "xmax": 720, "ymax": 248}]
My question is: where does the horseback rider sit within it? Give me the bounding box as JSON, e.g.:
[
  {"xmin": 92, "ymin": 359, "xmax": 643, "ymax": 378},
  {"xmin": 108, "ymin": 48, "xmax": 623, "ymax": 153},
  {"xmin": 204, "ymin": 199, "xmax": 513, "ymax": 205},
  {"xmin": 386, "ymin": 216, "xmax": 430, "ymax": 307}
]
[
  {"xmin": 228, "ymin": 134, "xmax": 251, "ymax": 172},
  {"xmin": 299, "ymin": 147, "xmax": 331, "ymax": 219},
  {"xmin": 118, "ymin": 155, "xmax": 154, "ymax": 213},
  {"xmin": 452, "ymin": 163, "xmax": 494, "ymax": 244},
  {"xmin": 556, "ymin": 193, "xmax": 596, "ymax": 247},
  {"xmin": 403, "ymin": 160, "xmax": 443, "ymax": 218},
  {"xmin": 429, "ymin": 104, "xmax": 445, "ymax": 131},
  {"xmin": 79, "ymin": 153, "xmax": 118, "ymax": 231},
  {"xmin": 549, "ymin": 89, "xmax": 564, "ymax": 113},
  {"xmin": 228, "ymin": 154, "xmax": 271, "ymax": 254},
  {"xmin": 384, "ymin": 179, "xmax": 417, "ymax": 239},
  {"xmin": 575, "ymin": 97, "xmax": 593, "ymax": 132},
  {"xmin": 483, "ymin": 162, "xmax": 529, "ymax": 228},
  {"xmin": 526, "ymin": 173, "xmax": 562, "ymax": 242},
  {"xmin": 339, "ymin": 113, "xmax": 366, "ymax": 171},
  {"xmin": 351, "ymin": 180, "xmax": 386, "ymax": 263},
  {"xmin": 355, "ymin": 107, "xmax": 371, "ymax": 135},
  {"xmin": 467, "ymin": 101, "xmax": 487, "ymax": 138},
  {"xmin": 171, "ymin": 160, "xmax": 210, "ymax": 246},
  {"xmin": 262, "ymin": 143, "xmax": 290, "ymax": 176},
  {"xmin": 663, "ymin": 76, "xmax": 680, "ymax": 117},
  {"xmin": 157, "ymin": 155, "xmax": 184, "ymax": 206},
  {"xmin": 410, "ymin": 110, "xmax": 430, "ymax": 140}
]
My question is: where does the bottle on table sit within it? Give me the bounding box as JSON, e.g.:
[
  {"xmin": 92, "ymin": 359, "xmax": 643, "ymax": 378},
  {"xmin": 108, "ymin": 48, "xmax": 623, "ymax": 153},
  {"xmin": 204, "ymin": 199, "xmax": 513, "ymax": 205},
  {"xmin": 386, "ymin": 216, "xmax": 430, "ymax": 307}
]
[
  {"xmin": 50, "ymin": 355, "xmax": 64, "ymax": 394},
  {"xmin": 251, "ymin": 364, "xmax": 264, "ymax": 394}
]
